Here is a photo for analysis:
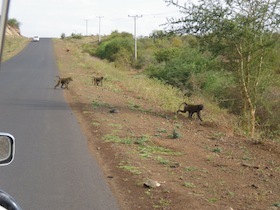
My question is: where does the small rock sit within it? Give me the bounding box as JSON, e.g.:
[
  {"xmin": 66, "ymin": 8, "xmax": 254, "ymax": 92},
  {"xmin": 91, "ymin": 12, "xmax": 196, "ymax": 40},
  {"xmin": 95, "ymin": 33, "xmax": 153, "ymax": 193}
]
[
  {"xmin": 251, "ymin": 184, "xmax": 259, "ymax": 189},
  {"xmin": 109, "ymin": 108, "xmax": 119, "ymax": 113},
  {"xmin": 170, "ymin": 163, "xmax": 180, "ymax": 168},
  {"xmin": 144, "ymin": 179, "xmax": 161, "ymax": 188}
]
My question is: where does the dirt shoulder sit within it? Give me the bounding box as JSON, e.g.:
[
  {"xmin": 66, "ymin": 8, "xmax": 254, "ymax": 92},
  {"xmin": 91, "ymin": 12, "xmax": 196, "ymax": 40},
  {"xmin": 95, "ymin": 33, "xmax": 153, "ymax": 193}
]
[{"xmin": 54, "ymin": 39, "xmax": 280, "ymax": 210}]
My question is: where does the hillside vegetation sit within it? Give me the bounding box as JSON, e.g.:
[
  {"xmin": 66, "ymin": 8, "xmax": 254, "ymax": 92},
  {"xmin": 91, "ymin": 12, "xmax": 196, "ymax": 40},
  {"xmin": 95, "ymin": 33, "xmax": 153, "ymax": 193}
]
[
  {"xmin": 80, "ymin": 30, "xmax": 280, "ymax": 141},
  {"xmin": 53, "ymin": 35, "xmax": 279, "ymax": 210},
  {"xmin": 3, "ymin": 19, "xmax": 29, "ymax": 61},
  {"xmin": 76, "ymin": 0, "xmax": 280, "ymax": 140}
]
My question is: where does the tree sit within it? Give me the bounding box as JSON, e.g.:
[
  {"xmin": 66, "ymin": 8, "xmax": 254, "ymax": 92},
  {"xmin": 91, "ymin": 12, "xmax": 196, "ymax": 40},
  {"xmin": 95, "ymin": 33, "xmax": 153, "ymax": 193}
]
[
  {"xmin": 7, "ymin": 18, "xmax": 20, "ymax": 29},
  {"xmin": 165, "ymin": 0, "xmax": 280, "ymax": 138},
  {"xmin": 61, "ymin": 33, "xmax": 66, "ymax": 39}
]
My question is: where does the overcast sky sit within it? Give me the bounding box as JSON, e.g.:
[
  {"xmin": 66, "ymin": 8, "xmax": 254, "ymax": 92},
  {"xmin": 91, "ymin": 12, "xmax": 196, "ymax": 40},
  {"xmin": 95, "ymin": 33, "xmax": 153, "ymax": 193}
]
[{"xmin": 8, "ymin": 0, "xmax": 182, "ymax": 38}]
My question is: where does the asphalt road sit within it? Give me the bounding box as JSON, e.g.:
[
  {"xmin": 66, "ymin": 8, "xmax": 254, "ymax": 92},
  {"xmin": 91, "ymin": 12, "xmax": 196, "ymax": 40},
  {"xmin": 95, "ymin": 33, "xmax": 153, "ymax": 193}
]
[{"xmin": 0, "ymin": 38, "xmax": 119, "ymax": 210}]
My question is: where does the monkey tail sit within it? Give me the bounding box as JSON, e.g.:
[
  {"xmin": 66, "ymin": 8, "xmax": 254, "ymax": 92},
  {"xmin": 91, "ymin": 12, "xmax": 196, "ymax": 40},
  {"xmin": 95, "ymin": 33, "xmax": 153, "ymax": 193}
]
[
  {"xmin": 92, "ymin": 76, "xmax": 95, "ymax": 84},
  {"xmin": 178, "ymin": 102, "xmax": 187, "ymax": 110},
  {"xmin": 54, "ymin": 76, "xmax": 61, "ymax": 83}
]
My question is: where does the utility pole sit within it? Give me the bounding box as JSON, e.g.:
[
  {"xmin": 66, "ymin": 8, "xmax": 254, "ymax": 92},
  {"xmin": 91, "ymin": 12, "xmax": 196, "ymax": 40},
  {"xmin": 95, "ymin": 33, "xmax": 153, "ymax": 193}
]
[
  {"xmin": 84, "ymin": 19, "xmax": 89, "ymax": 36},
  {"xmin": 0, "ymin": 0, "xmax": 10, "ymax": 63},
  {"xmin": 128, "ymin": 15, "xmax": 142, "ymax": 61},
  {"xmin": 96, "ymin": 16, "xmax": 104, "ymax": 42}
]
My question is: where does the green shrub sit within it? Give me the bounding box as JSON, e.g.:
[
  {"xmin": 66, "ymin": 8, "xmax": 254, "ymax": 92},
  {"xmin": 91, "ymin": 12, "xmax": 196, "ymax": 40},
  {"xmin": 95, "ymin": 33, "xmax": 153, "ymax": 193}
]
[
  {"xmin": 170, "ymin": 129, "xmax": 181, "ymax": 139},
  {"xmin": 95, "ymin": 34, "xmax": 134, "ymax": 65},
  {"xmin": 146, "ymin": 46, "xmax": 223, "ymax": 94},
  {"xmin": 61, "ymin": 33, "xmax": 66, "ymax": 39},
  {"xmin": 154, "ymin": 48, "xmax": 178, "ymax": 63},
  {"xmin": 71, "ymin": 33, "xmax": 82, "ymax": 39},
  {"xmin": 8, "ymin": 18, "xmax": 20, "ymax": 29},
  {"xmin": 82, "ymin": 43, "xmax": 96, "ymax": 56}
]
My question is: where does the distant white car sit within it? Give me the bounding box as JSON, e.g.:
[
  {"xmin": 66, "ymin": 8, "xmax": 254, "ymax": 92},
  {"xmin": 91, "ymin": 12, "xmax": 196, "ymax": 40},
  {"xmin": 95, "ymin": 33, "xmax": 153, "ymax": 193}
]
[{"xmin": 33, "ymin": 36, "xmax": 40, "ymax": 42}]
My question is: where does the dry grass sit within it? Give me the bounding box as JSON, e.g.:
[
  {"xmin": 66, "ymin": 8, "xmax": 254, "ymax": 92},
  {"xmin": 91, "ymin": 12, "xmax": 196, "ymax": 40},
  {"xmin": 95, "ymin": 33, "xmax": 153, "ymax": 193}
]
[{"xmin": 3, "ymin": 36, "xmax": 30, "ymax": 61}]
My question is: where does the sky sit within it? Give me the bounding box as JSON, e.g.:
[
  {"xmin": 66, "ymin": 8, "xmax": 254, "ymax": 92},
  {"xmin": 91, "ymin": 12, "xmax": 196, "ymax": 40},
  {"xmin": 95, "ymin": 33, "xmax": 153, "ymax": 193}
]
[{"xmin": 7, "ymin": 0, "xmax": 183, "ymax": 38}]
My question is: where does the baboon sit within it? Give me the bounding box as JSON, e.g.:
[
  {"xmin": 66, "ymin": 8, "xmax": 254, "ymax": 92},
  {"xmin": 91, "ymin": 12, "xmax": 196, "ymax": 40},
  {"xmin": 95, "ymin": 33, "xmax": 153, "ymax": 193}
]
[
  {"xmin": 54, "ymin": 76, "xmax": 73, "ymax": 89},
  {"xmin": 92, "ymin": 76, "xmax": 103, "ymax": 86},
  {"xmin": 177, "ymin": 102, "xmax": 204, "ymax": 121}
]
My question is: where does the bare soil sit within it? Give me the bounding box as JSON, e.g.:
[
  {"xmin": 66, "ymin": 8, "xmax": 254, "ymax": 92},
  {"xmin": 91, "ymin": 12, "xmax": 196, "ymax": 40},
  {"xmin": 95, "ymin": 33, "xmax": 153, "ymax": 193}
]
[{"xmin": 54, "ymin": 40, "xmax": 280, "ymax": 210}]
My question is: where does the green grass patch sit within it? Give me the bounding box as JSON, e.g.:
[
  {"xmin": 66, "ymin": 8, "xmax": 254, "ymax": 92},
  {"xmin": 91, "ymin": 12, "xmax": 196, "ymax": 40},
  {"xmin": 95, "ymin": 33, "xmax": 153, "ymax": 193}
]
[
  {"xmin": 157, "ymin": 128, "xmax": 168, "ymax": 133},
  {"xmin": 206, "ymin": 154, "xmax": 217, "ymax": 162},
  {"xmin": 183, "ymin": 182, "xmax": 195, "ymax": 188},
  {"xmin": 212, "ymin": 147, "xmax": 222, "ymax": 153},
  {"xmin": 169, "ymin": 129, "xmax": 181, "ymax": 139},
  {"xmin": 104, "ymin": 134, "xmax": 134, "ymax": 144},
  {"xmin": 207, "ymin": 198, "xmax": 218, "ymax": 203},
  {"xmin": 92, "ymin": 100, "xmax": 111, "ymax": 109},
  {"xmin": 118, "ymin": 164, "xmax": 142, "ymax": 175},
  {"xmin": 128, "ymin": 101, "xmax": 142, "ymax": 110},
  {"xmin": 108, "ymin": 123, "xmax": 122, "ymax": 129},
  {"xmin": 104, "ymin": 134, "xmax": 150, "ymax": 145},
  {"xmin": 134, "ymin": 135, "xmax": 150, "ymax": 145},
  {"xmin": 139, "ymin": 145, "xmax": 183, "ymax": 156},
  {"xmin": 273, "ymin": 202, "xmax": 280, "ymax": 207},
  {"xmin": 227, "ymin": 191, "xmax": 235, "ymax": 198},
  {"xmin": 184, "ymin": 166, "xmax": 197, "ymax": 172},
  {"xmin": 174, "ymin": 123, "xmax": 182, "ymax": 129},
  {"xmin": 153, "ymin": 197, "xmax": 171, "ymax": 209},
  {"xmin": 156, "ymin": 156, "xmax": 170, "ymax": 165},
  {"xmin": 91, "ymin": 121, "xmax": 100, "ymax": 126}
]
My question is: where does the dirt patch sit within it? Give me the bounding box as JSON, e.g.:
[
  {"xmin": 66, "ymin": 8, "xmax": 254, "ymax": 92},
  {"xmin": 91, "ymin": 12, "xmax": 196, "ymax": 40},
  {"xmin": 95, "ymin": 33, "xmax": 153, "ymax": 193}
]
[{"xmin": 54, "ymin": 40, "xmax": 280, "ymax": 210}]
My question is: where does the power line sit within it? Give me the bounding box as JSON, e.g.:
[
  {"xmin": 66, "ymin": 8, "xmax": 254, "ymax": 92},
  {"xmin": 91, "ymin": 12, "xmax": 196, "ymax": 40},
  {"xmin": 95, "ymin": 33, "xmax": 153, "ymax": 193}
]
[{"xmin": 142, "ymin": 10, "xmax": 180, "ymax": 17}]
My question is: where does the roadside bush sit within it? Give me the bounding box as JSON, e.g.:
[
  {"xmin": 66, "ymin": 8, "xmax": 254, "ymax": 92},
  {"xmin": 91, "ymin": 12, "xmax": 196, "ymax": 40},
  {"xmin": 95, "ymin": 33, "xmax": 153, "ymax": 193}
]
[
  {"xmin": 256, "ymin": 86, "xmax": 280, "ymax": 139},
  {"xmin": 154, "ymin": 48, "xmax": 179, "ymax": 63},
  {"xmin": 82, "ymin": 43, "xmax": 96, "ymax": 56},
  {"xmin": 95, "ymin": 36, "xmax": 134, "ymax": 63},
  {"xmin": 71, "ymin": 33, "xmax": 82, "ymax": 39},
  {"xmin": 146, "ymin": 46, "xmax": 220, "ymax": 92},
  {"xmin": 201, "ymin": 71, "xmax": 235, "ymax": 96},
  {"xmin": 132, "ymin": 56, "xmax": 146, "ymax": 70},
  {"xmin": 8, "ymin": 18, "xmax": 20, "ymax": 29},
  {"xmin": 114, "ymin": 47, "xmax": 134, "ymax": 69},
  {"xmin": 61, "ymin": 33, "xmax": 66, "ymax": 39}
]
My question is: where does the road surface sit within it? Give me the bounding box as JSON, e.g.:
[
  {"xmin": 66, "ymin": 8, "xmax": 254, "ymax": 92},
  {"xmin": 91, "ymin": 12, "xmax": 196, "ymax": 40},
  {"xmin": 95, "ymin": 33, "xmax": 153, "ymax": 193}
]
[{"xmin": 0, "ymin": 38, "xmax": 120, "ymax": 210}]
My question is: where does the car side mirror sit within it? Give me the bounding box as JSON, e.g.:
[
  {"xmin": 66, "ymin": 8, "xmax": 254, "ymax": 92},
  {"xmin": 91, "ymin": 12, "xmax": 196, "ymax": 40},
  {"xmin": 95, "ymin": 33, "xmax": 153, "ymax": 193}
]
[{"xmin": 0, "ymin": 133, "xmax": 15, "ymax": 166}]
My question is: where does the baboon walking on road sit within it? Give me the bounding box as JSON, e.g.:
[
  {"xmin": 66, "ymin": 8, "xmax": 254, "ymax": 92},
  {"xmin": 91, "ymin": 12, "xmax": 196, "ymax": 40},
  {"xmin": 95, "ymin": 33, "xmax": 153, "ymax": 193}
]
[{"xmin": 54, "ymin": 76, "xmax": 73, "ymax": 89}]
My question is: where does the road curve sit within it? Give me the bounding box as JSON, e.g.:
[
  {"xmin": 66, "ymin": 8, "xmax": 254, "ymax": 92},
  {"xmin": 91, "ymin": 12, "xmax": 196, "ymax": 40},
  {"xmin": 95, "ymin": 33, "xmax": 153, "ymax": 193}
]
[{"xmin": 0, "ymin": 38, "xmax": 119, "ymax": 210}]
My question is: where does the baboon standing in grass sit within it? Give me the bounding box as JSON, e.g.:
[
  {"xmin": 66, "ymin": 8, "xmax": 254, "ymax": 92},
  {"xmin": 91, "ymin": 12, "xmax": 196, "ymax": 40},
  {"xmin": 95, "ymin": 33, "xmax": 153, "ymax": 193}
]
[
  {"xmin": 177, "ymin": 102, "xmax": 204, "ymax": 121},
  {"xmin": 92, "ymin": 76, "xmax": 104, "ymax": 86}
]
